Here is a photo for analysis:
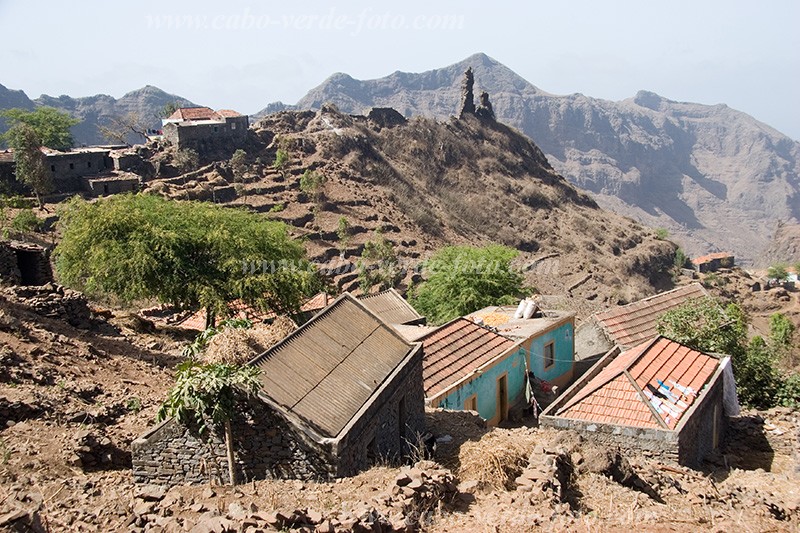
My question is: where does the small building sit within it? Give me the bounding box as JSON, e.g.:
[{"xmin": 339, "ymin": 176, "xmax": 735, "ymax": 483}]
[
  {"xmin": 420, "ymin": 317, "xmax": 524, "ymax": 425},
  {"xmin": 85, "ymin": 173, "xmax": 141, "ymax": 197},
  {"xmin": 162, "ymin": 107, "xmax": 248, "ymax": 153},
  {"xmin": 692, "ymin": 252, "xmax": 735, "ymax": 273},
  {"xmin": 540, "ymin": 336, "xmax": 733, "ymax": 467},
  {"xmin": 132, "ymin": 294, "xmax": 425, "ymax": 486},
  {"xmin": 44, "ymin": 147, "xmax": 112, "ymax": 192},
  {"xmin": 469, "ymin": 304, "xmax": 576, "ymax": 390},
  {"xmin": 575, "ymin": 283, "xmax": 708, "ymax": 363},
  {"xmin": 0, "ymin": 240, "xmax": 53, "ymax": 286}
]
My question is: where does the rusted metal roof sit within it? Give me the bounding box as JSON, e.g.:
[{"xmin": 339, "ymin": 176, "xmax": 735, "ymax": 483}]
[
  {"xmin": 557, "ymin": 336, "xmax": 719, "ymax": 429},
  {"xmin": 420, "ymin": 317, "xmax": 515, "ymax": 398},
  {"xmin": 593, "ymin": 283, "xmax": 708, "ymax": 349},
  {"xmin": 250, "ymin": 293, "xmax": 418, "ymax": 439},
  {"xmin": 358, "ymin": 288, "xmax": 423, "ymax": 325}
]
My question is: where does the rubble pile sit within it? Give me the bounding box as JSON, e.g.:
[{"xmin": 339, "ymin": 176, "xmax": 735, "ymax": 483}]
[
  {"xmin": 514, "ymin": 444, "xmax": 573, "ymax": 507},
  {"xmin": 65, "ymin": 428, "xmax": 130, "ymax": 471},
  {"xmin": 4, "ymin": 283, "xmax": 93, "ymax": 329}
]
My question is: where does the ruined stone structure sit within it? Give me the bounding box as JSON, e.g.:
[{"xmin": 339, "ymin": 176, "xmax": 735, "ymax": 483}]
[
  {"xmin": 162, "ymin": 107, "xmax": 248, "ymax": 155},
  {"xmin": 476, "ymin": 91, "xmax": 495, "ymax": 120},
  {"xmin": 132, "ymin": 294, "xmax": 426, "ymax": 486},
  {"xmin": 0, "ymin": 240, "xmax": 52, "ymax": 286},
  {"xmin": 85, "ymin": 174, "xmax": 140, "ymax": 197}
]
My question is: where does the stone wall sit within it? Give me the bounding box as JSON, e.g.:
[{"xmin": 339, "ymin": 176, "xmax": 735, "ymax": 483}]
[
  {"xmin": 0, "ymin": 241, "xmax": 52, "ymax": 286},
  {"xmin": 132, "ymin": 398, "xmax": 336, "ymax": 487},
  {"xmin": 47, "ymin": 151, "xmax": 110, "ymax": 192},
  {"xmin": 335, "ymin": 346, "xmax": 426, "ymax": 476},
  {"xmin": 85, "ymin": 176, "xmax": 141, "ymax": 196},
  {"xmin": 164, "ymin": 116, "xmax": 248, "ymax": 154},
  {"xmin": 677, "ymin": 375, "xmax": 726, "ymax": 466}
]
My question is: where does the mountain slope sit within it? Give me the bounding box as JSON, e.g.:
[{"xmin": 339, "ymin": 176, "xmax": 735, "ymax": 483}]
[
  {"xmin": 257, "ymin": 53, "xmax": 800, "ymax": 265},
  {"xmin": 0, "ymin": 84, "xmax": 195, "ymax": 146}
]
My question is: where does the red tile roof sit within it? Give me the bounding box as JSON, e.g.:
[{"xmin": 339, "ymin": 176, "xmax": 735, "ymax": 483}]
[
  {"xmin": 593, "ymin": 283, "xmax": 708, "ymax": 349},
  {"xmin": 692, "ymin": 252, "xmax": 734, "ymax": 265},
  {"xmin": 557, "ymin": 336, "xmax": 719, "ymax": 429},
  {"xmin": 216, "ymin": 109, "xmax": 243, "ymax": 118},
  {"xmin": 420, "ymin": 318, "xmax": 516, "ymax": 398},
  {"xmin": 167, "ymin": 107, "xmax": 219, "ymax": 121}
]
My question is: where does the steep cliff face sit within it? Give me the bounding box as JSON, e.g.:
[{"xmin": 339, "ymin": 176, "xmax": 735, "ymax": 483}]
[{"xmin": 257, "ymin": 53, "xmax": 800, "ymax": 265}]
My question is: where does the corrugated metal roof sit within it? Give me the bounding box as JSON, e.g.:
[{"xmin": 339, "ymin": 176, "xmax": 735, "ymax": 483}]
[
  {"xmin": 250, "ymin": 293, "xmax": 417, "ymax": 439},
  {"xmin": 557, "ymin": 336, "xmax": 719, "ymax": 429},
  {"xmin": 358, "ymin": 288, "xmax": 423, "ymax": 325},
  {"xmin": 593, "ymin": 283, "xmax": 708, "ymax": 349},
  {"xmin": 420, "ymin": 317, "xmax": 515, "ymax": 398}
]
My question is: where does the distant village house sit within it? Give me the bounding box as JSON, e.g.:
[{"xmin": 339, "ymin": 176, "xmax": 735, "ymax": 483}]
[
  {"xmin": 692, "ymin": 252, "xmax": 735, "ymax": 273},
  {"xmin": 162, "ymin": 107, "xmax": 248, "ymax": 153}
]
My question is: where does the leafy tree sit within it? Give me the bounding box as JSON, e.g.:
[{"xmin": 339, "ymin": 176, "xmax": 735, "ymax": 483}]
[
  {"xmin": 230, "ymin": 149, "xmax": 247, "ymax": 181},
  {"xmin": 337, "ymin": 216, "xmax": 351, "ymax": 256},
  {"xmin": 4, "ymin": 124, "xmax": 52, "ymax": 207},
  {"xmin": 273, "ymin": 149, "xmax": 289, "ymax": 171},
  {"xmin": 737, "ymin": 337, "xmax": 783, "ymax": 409},
  {"xmin": 157, "ymin": 360, "xmax": 261, "ymax": 485},
  {"xmin": 173, "ymin": 148, "xmax": 199, "ymax": 174},
  {"xmin": 358, "ymin": 229, "xmax": 402, "ymax": 293},
  {"xmin": 656, "ymin": 296, "xmax": 747, "ymax": 358},
  {"xmin": 54, "ymin": 194, "xmax": 320, "ymax": 328},
  {"xmin": 769, "ymin": 312, "xmax": 796, "ymax": 365},
  {"xmin": 768, "ymin": 263, "xmax": 789, "ymax": 281},
  {"xmin": 1, "ymin": 107, "xmax": 79, "ymax": 151},
  {"xmin": 411, "ymin": 244, "xmax": 526, "ymax": 325}
]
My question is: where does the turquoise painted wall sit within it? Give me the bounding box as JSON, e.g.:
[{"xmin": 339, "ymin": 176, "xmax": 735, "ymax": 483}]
[
  {"xmin": 528, "ymin": 321, "xmax": 574, "ymax": 384},
  {"xmin": 437, "ymin": 346, "xmax": 528, "ymax": 422}
]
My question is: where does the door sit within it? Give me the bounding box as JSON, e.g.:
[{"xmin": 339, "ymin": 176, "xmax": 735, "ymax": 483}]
[{"xmin": 497, "ymin": 374, "xmax": 508, "ymax": 423}]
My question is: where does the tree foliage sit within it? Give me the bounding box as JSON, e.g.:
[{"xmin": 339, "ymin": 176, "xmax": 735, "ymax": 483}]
[
  {"xmin": 173, "ymin": 148, "xmax": 199, "ymax": 174},
  {"xmin": 4, "ymin": 124, "xmax": 52, "ymax": 206},
  {"xmin": 230, "ymin": 149, "xmax": 247, "ymax": 181},
  {"xmin": 767, "ymin": 263, "xmax": 789, "ymax": 281},
  {"xmin": 656, "ymin": 296, "xmax": 747, "ymax": 358},
  {"xmin": 99, "ymin": 112, "xmax": 149, "ymax": 145},
  {"xmin": 411, "ymin": 244, "xmax": 526, "ymax": 325},
  {"xmin": 1, "ymin": 107, "xmax": 79, "ymax": 151},
  {"xmin": 357, "ymin": 229, "xmax": 402, "ymax": 293},
  {"xmin": 54, "ymin": 194, "xmax": 320, "ymax": 323}
]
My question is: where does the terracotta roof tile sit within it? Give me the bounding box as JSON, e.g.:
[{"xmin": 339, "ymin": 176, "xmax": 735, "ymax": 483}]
[
  {"xmin": 420, "ymin": 318, "xmax": 516, "ymax": 398},
  {"xmin": 692, "ymin": 252, "xmax": 734, "ymax": 265},
  {"xmin": 167, "ymin": 107, "xmax": 219, "ymax": 121},
  {"xmin": 557, "ymin": 336, "xmax": 720, "ymax": 430},
  {"xmin": 593, "ymin": 284, "xmax": 708, "ymax": 349}
]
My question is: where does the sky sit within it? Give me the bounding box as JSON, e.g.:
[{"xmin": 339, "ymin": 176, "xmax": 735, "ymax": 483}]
[{"xmin": 1, "ymin": 0, "xmax": 798, "ymax": 140}]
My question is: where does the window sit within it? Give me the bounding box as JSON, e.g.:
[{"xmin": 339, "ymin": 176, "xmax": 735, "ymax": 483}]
[
  {"xmin": 544, "ymin": 341, "xmax": 555, "ymax": 369},
  {"xmin": 50, "ymin": 165, "xmax": 55, "ymax": 172},
  {"xmin": 213, "ymin": 126, "xmax": 219, "ymax": 133},
  {"xmin": 230, "ymin": 122, "xmax": 236, "ymax": 130},
  {"xmin": 87, "ymin": 161, "xmax": 92, "ymax": 168},
  {"xmin": 464, "ymin": 394, "xmax": 477, "ymax": 412},
  {"xmin": 69, "ymin": 163, "xmax": 74, "ymax": 170}
]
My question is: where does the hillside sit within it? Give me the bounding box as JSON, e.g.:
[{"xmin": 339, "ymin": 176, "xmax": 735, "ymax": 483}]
[
  {"xmin": 257, "ymin": 53, "xmax": 800, "ymax": 266},
  {"xmin": 146, "ymin": 102, "xmax": 676, "ymax": 314},
  {"xmin": 0, "ymin": 84, "xmax": 194, "ymax": 146}
]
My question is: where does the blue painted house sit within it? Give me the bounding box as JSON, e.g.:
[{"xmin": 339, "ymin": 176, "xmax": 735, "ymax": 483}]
[{"xmin": 421, "ymin": 305, "xmax": 575, "ymax": 425}]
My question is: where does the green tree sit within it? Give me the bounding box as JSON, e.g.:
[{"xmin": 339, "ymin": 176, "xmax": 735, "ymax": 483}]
[
  {"xmin": 4, "ymin": 124, "xmax": 52, "ymax": 207},
  {"xmin": 230, "ymin": 149, "xmax": 247, "ymax": 181},
  {"xmin": 656, "ymin": 296, "xmax": 747, "ymax": 358},
  {"xmin": 173, "ymin": 148, "xmax": 199, "ymax": 174},
  {"xmin": 738, "ymin": 337, "xmax": 783, "ymax": 409},
  {"xmin": 410, "ymin": 244, "xmax": 526, "ymax": 325},
  {"xmin": 769, "ymin": 312, "xmax": 796, "ymax": 362},
  {"xmin": 768, "ymin": 263, "xmax": 789, "ymax": 281},
  {"xmin": 157, "ymin": 361, "xmax": 261, "ymax": 485},
  {"xmin": 1, "ymin": 107, "xmax": 79, "ymax": 151},
  {"xmin": 10, "ymin": 208, "xmax": 41, "ymax": 234},
  {"xmin": 337, "ymin": 216, "xmax": 351, "ymax": 256},
  {"xmin": 273, "ymin": 149, "xmax": 289, "ymax": 171},
  {"xmin": 358, "ymin": 229, "xmax": 402, "ymax": 293},
  {"xmin": 54, "ymin": 194, "xmax": 320, "ymax": 328}
]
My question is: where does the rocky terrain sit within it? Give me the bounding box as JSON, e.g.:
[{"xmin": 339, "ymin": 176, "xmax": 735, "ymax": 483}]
[
  {"xmin": 259, "ymin": 53, "xmax": 800, "ymax": 266},
  {"xmin": 142, "ymin": 102, "xmax": 676, "ymax": 314},
  {"xmin": 0, "ymin": 83, "xmax": 194, "ymax": 146}
]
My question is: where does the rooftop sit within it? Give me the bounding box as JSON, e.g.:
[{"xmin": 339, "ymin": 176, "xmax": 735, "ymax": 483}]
[
  {"xmin": 420, "ymin": 317, "xmax": 516, "ymax": 399},
  {"xmin": 166, "ymin": 107, "xmax": 244, "ymax": 122},
  {"xmin": 358, "ymin": 288, "xmax": 424, "ymax": 325},
  {"xmin": 692, "ymin": 252, "xmax": 734, "ymax": 265},
  {"xmin": 556, "ymin": 336, "xmax": 720, "ymax": 430},
  {"xmin": 250, "ymin": 293, "xmax": 419, "ymax": 439},
  {"xmin": 593, "ymin": 283, "xmax": 708, "ymax": 349},
  {"xmin": 467, "ymin": 304, "xmax": 574, "ymax": 340}
]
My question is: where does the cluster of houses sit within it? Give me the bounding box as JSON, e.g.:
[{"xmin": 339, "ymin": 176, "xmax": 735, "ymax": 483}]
[{"xmin": 132, "ymin": 283, "xmax": 738, "ymax": 487}]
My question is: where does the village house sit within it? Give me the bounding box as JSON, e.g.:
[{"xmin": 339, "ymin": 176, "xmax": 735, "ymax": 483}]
[
  {"xmin": 692, "ymin": 252, "xmax": 735, "ymax": 273},
  {"xmin": 540, "ymin": 336, "xmax": 735, "ymax": 467},
  {"xmin": 574, "ymin": 283, "xmax": 708, "ymax": 363},
  {"xmin": 420, "ymin": 317, "xmax": 524, "ymax": 425},
  {"xmin": 161, "ymin": 107, "xmax": 248, "ymax": 153},
  {"xmin": 132, "ymin": 293, "xmax": 426, "ymax": 486},
  {"xmin": 469, "ymin": 302, "xmax": 576, "ymax": 390}
]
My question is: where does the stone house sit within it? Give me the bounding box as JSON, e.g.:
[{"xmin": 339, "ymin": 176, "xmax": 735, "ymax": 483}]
[
  {"xmin": 132, "ymin": 293, "xmax": 426, "ymax": 486},
  {"xmin": 692, "ymin": 252, "xmax": 735, "ymax": 273},
  {"xmin": 161, "ymin": 107, "xmax": 248, "ymax": 153},
  {"xmin": 0, "ymin": 240, "xmax": 53, "ymax": 286},
  {"xmin": 540, "ymin": 336, "xmax": 734, "ymax": 467},
  {"xmin": 574, "ymin": 283, "xmax": 708, "ymax": 363}
]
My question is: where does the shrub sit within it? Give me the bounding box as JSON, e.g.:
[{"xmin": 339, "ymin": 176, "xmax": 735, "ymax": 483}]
[
  {"xmin": 768, "ymin": 263, "xmax": 789, "ymax": 281},
  {"xmin": 11, "ymin": 208, "xmax": 40, "ymax": 233},
  {"xmin": 173, "ymin": 148, "xmax": 199, "ymax": 174},
  {"xmin": 655, "ymin": 227, "xmax": 669, "ymax": 240},
  {"xmin": 273, "ymin": 149, "xmax": 289, "ymax": 170}
]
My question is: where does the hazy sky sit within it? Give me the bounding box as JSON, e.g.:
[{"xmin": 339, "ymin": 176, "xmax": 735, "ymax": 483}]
[{"xmin": 1, "ymin": 0, "xmax": 798, "ymax": 140}]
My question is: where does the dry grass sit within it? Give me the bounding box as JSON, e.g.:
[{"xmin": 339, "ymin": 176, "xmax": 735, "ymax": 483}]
[
  {"xmin": 203, "ymin": 316, "xmax": 296, "ymax": 365},
  {"xmin": 456, "ymin": 428, "xmax": 538, "ymax": 490}
]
